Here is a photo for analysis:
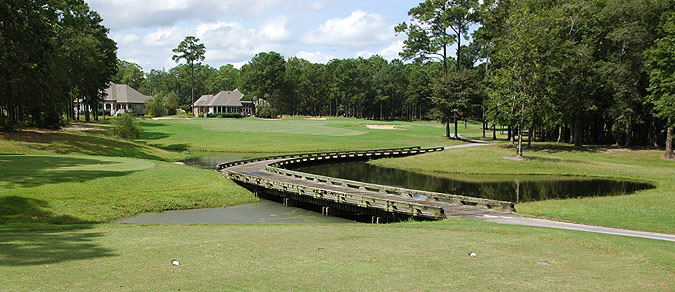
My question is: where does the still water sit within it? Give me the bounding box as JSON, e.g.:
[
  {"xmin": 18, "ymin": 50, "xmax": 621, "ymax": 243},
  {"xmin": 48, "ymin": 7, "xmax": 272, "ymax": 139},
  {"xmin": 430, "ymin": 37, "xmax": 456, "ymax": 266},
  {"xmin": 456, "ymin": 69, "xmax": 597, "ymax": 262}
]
[
  {"xmin": 116, "ymin": 200, "xmax": 354, "ymax": 224},
  {"xmin": 290, "ymin": 160, "xmax": 654, "ymax": 203}
]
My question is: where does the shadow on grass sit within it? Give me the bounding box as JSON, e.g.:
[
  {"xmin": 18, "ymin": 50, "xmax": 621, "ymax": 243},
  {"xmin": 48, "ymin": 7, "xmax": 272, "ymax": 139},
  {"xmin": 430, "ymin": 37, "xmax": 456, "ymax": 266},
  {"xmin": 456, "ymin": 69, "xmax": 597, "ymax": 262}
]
[
  {"xmin": 140, "ymin": 131, "xmax": 171, "ymax": 140},
  {"xmin": 0, "ymin": 196, "xmax": 94, "ymax": 225},
  {"xmin": 0, "ymin": 155, "xmax": 137, "ymax": 189},
  {"xmin": 0, "ymin": 130, "xmax": 167, "ymax": 161},
  {"xmin": 0, "ymin": 228, "xmax": 115, "ymax": 266},
  {"xmin": 501, "ymin": 142, "xmax": 600, "ymax": 153}
]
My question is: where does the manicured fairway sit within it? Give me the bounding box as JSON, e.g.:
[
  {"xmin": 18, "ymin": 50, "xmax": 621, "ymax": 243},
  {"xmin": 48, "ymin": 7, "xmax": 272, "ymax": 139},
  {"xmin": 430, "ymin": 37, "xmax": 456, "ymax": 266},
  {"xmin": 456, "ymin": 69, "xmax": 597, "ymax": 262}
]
[
  {"xmin": 137, "ymin": 117, "xmax": 463, "ymax": 152},
  {"xmin": 373, "ymin": 143, "xmax": 675, "ymax": 233},
  {"xmin": 0, "ymin": 220, "xmax": 672, "ymax": 291}
]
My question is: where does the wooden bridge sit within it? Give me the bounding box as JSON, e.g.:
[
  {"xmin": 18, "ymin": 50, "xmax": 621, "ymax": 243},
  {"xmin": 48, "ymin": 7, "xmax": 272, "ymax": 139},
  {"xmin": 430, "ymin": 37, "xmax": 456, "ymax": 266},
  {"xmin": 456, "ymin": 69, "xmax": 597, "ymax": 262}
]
[{"xmin": 218, "ymin": 147, "xmax": 515, "ymax": 221}]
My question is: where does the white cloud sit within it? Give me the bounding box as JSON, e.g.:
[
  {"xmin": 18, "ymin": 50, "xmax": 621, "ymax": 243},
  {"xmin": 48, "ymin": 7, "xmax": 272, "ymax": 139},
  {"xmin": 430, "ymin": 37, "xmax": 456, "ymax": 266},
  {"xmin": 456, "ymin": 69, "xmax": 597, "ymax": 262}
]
[
  {"xmin": 354, "ymin": 40, "xmax": 403, "ymax": 61},
  {"xmin": 295, "ymin": 51, "xmax": 336, "ymax": 63},
  {"xmin": 88, "ymin": 0, "xmax": 284, "ymax": 30},
  {"xmin": 258, "ymin": 16, "xmax": 292, "ymax": 42},
  {"xmin": 301, "ymin": 10, "xmax": 393, "ymax": 47},
  {"xmin": 308, "ymin": 1, "xmax": 327, "ymax": 11},
  {"xmin": 376, "ymin": 40, "xmax": 404, "ymax": 60},
  {"xmin": 143, "ymin": 26, "xmax": 187, "ymax": 47}
]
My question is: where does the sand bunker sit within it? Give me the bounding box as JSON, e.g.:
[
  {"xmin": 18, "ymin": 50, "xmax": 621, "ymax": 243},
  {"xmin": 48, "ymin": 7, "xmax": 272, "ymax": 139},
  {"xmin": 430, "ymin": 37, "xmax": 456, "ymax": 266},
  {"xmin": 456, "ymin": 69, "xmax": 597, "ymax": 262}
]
[
  {"xmin": 305, "ymin": 117, "xmax": 327, "ymax": 120},
  {"xmin": 366, "ymin": 125, "xmax": 405, "ymax": 130}
]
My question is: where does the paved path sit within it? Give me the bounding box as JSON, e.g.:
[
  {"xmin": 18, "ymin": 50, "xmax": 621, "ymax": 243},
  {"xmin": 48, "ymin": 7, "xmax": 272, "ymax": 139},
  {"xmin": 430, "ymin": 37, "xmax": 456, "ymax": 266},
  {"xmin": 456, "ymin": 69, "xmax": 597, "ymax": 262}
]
[
  {"xmin": 445, "ymin": 138, "xmax": 675, "ymax": 242},
  {"xmin": 469, "ymin": 213, "xmax": 675, "ymax": 242}
]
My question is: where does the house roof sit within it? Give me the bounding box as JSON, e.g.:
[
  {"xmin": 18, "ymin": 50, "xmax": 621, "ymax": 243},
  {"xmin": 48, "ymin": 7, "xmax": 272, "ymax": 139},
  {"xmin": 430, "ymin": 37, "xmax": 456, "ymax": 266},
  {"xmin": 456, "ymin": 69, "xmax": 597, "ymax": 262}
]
[
  {"xmin": 103, "ymin": 83, "xmax": 152, "ymax": 104},
  {"xmin": 194, "ymin": 89, "xmax": 252, "ymax": 107}
]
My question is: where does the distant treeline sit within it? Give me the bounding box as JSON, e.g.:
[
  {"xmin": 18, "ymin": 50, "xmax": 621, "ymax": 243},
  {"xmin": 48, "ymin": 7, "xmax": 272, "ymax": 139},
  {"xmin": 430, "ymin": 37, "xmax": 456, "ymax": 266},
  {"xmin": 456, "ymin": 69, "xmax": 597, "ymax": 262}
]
[{"xmin": 2, "ymin": 0, "xmax": 673, "ymax": 156}]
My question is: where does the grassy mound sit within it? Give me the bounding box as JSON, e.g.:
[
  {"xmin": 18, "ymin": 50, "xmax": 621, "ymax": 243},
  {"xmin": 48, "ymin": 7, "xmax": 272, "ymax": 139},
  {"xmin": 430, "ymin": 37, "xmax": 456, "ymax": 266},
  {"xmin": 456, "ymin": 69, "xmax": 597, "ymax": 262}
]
[{"xmin": 0, "ymin": 155, "xmax": 255, "ymax": 225}]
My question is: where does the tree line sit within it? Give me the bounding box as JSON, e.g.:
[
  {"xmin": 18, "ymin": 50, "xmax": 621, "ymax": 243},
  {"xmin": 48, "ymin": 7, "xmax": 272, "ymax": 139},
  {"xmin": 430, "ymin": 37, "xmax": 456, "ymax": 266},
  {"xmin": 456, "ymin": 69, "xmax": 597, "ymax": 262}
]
[
  {"xmin": 3, "ymin": 0, "xmax": 672, "ymax": 157},
  {"xmin": 0, "ymin": 0, "xmax": 117, "ymax": 129}
]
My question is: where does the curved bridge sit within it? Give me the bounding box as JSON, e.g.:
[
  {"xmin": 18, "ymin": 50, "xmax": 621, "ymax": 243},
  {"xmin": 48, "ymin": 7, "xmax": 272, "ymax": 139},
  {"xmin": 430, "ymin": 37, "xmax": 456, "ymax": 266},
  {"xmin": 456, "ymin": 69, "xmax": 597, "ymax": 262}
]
[{"xmin": 218, "ymin": 147, "xmax": 515, "ymax": 221}]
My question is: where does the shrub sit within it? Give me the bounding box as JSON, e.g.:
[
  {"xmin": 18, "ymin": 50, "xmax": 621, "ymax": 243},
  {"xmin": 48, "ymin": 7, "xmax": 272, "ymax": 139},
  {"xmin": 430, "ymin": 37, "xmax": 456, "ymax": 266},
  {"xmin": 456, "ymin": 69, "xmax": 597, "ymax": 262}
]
[
  {"xmin": 112, "ymin": 114, "xmax": 142, "ymax": 139},
  {"xmin": 145, "ymin": 95, "xmax": 168, "ymax": 117},
  {"xmin": 166, "ymin": 91, "xmax": 179, "ymax": 115}
]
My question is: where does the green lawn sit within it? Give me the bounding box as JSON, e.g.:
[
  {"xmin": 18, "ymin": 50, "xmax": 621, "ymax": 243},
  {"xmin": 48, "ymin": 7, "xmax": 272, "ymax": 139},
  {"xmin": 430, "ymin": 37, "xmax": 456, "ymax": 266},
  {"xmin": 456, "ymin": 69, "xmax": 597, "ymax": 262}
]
[
  {"xmin": 372, "ymin": 143, "xmax": 675, "ymax": 233},
  {"xmin": 0, "ymin": 219, "xmax": 672, "ymax": 291},
  {"xmin": 0, "ymin": 154, "xmax": 255, "ymax": 226},
  {"xmin": 1, "ymin": 118, "xmax": 673, "ymax": 291},
  {"xmin": 0, "ymin": 129, "xmax": 185, "ymax": 161},
  {"xmin": 137, "ymin": 117, "xmax": 462, "ymax": 152}
]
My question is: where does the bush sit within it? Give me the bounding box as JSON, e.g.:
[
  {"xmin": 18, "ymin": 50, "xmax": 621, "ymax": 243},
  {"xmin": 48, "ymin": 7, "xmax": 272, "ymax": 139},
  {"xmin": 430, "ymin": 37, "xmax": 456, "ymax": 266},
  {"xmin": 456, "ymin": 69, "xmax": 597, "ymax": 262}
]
[
  {"xmin": 112, "ymin": 114, "xmax": 142, "ymax": 139},
  {"xmin": 204, "ymin": 113, "xmax": 242, "ymax": 118},
  {"xmin": 166, "ymin": 91, "xmax": 179, "ymax": 115},
  {"xmin": 145, "ymin": 95, "xmax": 168, "ymax": 117}
]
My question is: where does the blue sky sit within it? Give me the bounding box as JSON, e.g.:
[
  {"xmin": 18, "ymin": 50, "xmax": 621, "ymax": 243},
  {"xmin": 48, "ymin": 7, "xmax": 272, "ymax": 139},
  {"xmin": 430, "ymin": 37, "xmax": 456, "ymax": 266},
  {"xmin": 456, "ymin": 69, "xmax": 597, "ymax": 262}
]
[{"xmin": 87, "ymin": 0, "xmax": 425, "ymax": 72}]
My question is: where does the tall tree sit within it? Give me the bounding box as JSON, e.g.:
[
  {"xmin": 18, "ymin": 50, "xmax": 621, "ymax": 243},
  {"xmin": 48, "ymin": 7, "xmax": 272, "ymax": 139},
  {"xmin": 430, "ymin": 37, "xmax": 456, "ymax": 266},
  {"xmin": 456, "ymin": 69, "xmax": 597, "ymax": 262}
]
[
  {"xmin": 396, "ymin": 0, "xmax": 480, "ymax": 75},
  {"xmin": 172, "ymin": 36, "xmax": 205, "ymax": 112},
  {"xmin": 646, "ymin": 10, "xmax": 675, "ymax": 158},
  {"xmin": 240, "ymin": 52, "xmax": 286, "ymax": 118},
  {"xmin": 113, "ymin": 60, "xmax": 145, "ymax": 89}
]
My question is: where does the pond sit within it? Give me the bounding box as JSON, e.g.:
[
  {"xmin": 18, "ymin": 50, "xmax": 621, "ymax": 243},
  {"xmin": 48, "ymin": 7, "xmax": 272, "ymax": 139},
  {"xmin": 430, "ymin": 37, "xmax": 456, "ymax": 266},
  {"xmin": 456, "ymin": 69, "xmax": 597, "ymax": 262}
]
[
  {"xmin": 181, "ymin": 152, "xmax": 275, "ymax": 169},
  {"xmin": 289, "ymin": 160, "xmax": 654, "ymax": 203},
  {"xmin": 116, "ymin": 200, "xmax": 355, "ymax": 224}
]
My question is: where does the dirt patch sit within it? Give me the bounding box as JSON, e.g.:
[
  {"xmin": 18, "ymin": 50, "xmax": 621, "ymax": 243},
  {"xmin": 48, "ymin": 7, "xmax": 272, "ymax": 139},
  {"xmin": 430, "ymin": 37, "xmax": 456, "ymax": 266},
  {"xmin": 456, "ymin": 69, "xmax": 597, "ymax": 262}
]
[
  {"xmin": 502, "ymin": 156, "xmax": 529, "ymax": 161},
  {"xmin": 366, "ymin": 125, "xmax": 405, "ymax": 130},
  {"xmin": 305, "ymin": 117, "xmax": 327, "ymax": 120},
  {"xmin": 63, "ymin": 125, "xmax": 103, "ymax": 131}
]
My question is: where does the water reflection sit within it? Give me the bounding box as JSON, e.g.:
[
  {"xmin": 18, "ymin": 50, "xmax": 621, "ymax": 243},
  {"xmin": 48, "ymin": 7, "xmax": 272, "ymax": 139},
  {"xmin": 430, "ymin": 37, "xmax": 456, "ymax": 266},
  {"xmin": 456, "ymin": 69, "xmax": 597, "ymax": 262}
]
[{"xmin": 290, "ymin": 160, "xmax": 653, "ymax": 203}]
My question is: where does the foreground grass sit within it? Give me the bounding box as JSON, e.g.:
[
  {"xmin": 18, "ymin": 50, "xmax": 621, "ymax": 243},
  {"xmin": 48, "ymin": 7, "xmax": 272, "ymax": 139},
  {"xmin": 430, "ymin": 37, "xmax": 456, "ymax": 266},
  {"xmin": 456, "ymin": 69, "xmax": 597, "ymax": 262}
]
[
  {"xmin": 0, "ymin": 219, "xmax": 672, "ymax": 291},
  {"xmin": 0, "ymin": 154, "xmax": 255, "ymax": 226},
  {"xmin": 373, "ymin": 143, "xmax": 675, "ymax": 233},
  {"xmin": 137, "ymin": 117, "xmax": 462, "ymax": 152}
]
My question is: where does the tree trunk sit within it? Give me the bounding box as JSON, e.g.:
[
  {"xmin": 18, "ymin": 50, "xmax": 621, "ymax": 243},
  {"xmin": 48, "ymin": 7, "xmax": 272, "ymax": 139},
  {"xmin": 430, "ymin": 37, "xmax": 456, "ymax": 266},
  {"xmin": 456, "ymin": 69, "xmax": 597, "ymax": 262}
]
[
  {"xmin": 624, "ymin": 119, "xmax": 632, "ymax": 147},
  {"xmin": 527, "ymin": 126, "xmax": 533, "ymax": 149},
  {"xmin": 574, "ymin": 114, "xmax": 583, "ymax": 147},
  {"xmin": 454, "ymin": 118, "xmax": 459, "ymax": 139},
  {"xmin": 517, "ymin": 126, "xmax": 523, "ymax": 158},
  {"xmin": 493, "ymin": 124, "xmax": 496, "ymax": 140},
  {"xmin": 665, "ymin": 120, "xmax": 673, "ymax": 159},
  {"xmin": 464, "ymin": 119, "xmax": 467, "ymax": 129},
  {"xmin": 445, "ymin": 122, "xmax": 450, "ymax": 138},
  {"xmin": 508, "ymin": 126, "xmax": 514, "ymax": 145},
  {"xmin": 190, "ymin": 62, "xmax": 195, "ymax": 112},
  {"xmin": 557, "ymin": 125, "xmax": 562, "ymax": 143}
]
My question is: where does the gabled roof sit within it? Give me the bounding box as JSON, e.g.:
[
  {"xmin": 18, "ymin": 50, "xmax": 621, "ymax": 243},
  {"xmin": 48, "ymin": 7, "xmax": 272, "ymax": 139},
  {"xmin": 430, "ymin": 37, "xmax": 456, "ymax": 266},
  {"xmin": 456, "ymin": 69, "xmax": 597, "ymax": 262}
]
[
  {"xmin": 104, "ymin": 83, "xmax": 152, "ymax": 104},
  {"xmin": 195, "ymin": 89, "xmax": 251, "ymax": 107}
]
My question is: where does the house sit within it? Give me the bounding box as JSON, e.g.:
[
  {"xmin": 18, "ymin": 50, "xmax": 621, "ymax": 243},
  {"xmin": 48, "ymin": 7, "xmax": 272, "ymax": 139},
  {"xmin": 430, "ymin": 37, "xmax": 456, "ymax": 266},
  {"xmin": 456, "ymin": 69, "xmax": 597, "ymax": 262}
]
[
  {"xmin": 102, "ymin": 83, "xmax": 153, "ymax": 115},
  {"xmin": 193, "ymin": 89, "xmax": 255, "ymax": 117}
]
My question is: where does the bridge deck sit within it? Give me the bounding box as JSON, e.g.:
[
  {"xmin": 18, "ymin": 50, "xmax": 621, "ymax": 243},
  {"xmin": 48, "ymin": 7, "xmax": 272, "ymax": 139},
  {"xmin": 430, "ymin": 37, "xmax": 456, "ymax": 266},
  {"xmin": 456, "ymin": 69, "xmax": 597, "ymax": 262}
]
[{"xmin": 225, "ymin": 158, "xmax": 509, "ymax": 219}]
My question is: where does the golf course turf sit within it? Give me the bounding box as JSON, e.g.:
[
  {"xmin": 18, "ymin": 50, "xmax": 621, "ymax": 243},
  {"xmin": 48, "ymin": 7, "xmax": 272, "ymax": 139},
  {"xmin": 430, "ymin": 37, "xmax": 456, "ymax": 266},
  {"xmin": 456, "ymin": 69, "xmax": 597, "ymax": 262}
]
[{"xmin": 0, "ymin": 117, "xmax": 673, "ymax": 291}]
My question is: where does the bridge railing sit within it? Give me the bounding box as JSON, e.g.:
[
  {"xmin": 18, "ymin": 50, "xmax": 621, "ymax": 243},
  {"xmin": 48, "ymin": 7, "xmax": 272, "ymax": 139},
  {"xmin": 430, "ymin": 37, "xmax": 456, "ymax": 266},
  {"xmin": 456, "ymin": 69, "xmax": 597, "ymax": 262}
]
[
  {"xmin": 216, "ymin": 146, "xmax": 423, "ymax": 171},
  {"xmin": 228, "ymin": 171, "xmax": 446, "ymax": 219},
  {"xmin": 265, "ymin": 151, "xmax": 515, "ymax": 212}
]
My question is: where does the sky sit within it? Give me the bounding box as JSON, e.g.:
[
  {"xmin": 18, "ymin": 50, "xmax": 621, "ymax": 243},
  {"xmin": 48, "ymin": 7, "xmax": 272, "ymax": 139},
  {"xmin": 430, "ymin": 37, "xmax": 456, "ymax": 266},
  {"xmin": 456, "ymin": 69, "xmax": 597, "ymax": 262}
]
[{"xmin": 86, "ymin": 0, "xmax": 425, "ymax": 72}]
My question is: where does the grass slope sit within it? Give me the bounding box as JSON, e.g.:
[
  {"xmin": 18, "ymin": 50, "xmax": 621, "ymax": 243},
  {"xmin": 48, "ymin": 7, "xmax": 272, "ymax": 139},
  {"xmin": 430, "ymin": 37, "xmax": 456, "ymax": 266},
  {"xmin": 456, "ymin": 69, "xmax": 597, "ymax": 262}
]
[
  {"xmin": 0, "ymin": 129, "xmax": 185, "ymax": 161},
  {"xmin": 0, "ymin": 219, "xmax": 672, "ymax": 291},
  {"xmin": 137, "ymin": 117, "xmax": 462, "ymax": 152},
  {"xmin": 0, "ymin": 154, "xmax": 255, "ymax": 226},
  {"xmin": 372, "ymin": 143, "xmax": 675, "ymax": 233}
]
